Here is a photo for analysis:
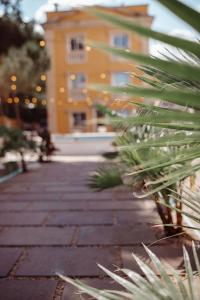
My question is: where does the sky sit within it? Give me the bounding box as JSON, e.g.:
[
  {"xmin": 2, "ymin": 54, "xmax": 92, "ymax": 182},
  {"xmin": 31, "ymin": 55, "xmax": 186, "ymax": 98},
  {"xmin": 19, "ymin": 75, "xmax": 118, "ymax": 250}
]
[{"xmin": 17, "ymin": 0, "xmax": 200, "ymax": 55}]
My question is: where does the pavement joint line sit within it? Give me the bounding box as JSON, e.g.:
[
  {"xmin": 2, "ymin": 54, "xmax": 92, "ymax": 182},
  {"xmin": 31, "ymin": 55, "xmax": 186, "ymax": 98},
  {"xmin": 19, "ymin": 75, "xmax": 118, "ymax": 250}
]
[
  {"xmin": 70, "ymin": 226, "xmax": 80, "ymax": 246},
  {"xmin": 0, "ymin": 275, "xmax": 111, "ymax": 280},
  {"xmin": 0, "ymin": 242, "xmax": 163, "ymax": 247},
  {"xmin": 0, "ymin": 209, "xmax": 150, "ymax": 212},
  {"xmin": 113, "ymin": 211, "xmax": 117, "ymax": 226},
  {"xmin": 115, "ymin": 246, "xmax": 123, "ymax": 269},
  {"xmin": 42, "ymin": 212, "xmax": 53, "ymax": 226},
  {"xmin": 8, "ymin": 248, "xmax": 28, "ymax": 277},
  {"xmin": 0, "ymin": 222, "xmax": 157, "ymax": 227},
  {"xmin": 52, "ymin": 280, "xmax": 65, "ymax": 300},
  {"xmin": 24, "ymin": 202, "xmax": 33, "ymax": 211}
]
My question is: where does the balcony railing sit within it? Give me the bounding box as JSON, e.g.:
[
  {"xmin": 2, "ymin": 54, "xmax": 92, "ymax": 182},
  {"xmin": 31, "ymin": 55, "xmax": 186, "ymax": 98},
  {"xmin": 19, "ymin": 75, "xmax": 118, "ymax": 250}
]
[
  {"xmin": 69, "ymin": 89, "xmax": 86, "ymax": 100},
  {"xmin": 68, "ymin": 51, "xmax": 85, "ymax": 63}
]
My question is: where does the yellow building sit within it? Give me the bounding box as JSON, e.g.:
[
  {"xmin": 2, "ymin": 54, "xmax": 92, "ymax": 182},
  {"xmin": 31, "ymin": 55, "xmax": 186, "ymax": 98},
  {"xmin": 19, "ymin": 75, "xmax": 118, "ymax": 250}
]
[{"xmin": 44, "ymin": 5, "xmax": 152, "ymax": 134}]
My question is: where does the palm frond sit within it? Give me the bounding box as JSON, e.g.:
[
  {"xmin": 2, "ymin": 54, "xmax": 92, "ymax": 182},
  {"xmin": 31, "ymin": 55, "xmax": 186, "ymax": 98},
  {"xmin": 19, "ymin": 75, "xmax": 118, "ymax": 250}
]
[
  {"xmin": 60, "ymin": 245, "xmax": 200, "ymax": 300},
  {"xmin": 85, "ymin": 7, "xmax": 200, "ymax": 57},
  {"xmin": 88, "ymin": 167, "xmax": 123, "ymax": 191}
]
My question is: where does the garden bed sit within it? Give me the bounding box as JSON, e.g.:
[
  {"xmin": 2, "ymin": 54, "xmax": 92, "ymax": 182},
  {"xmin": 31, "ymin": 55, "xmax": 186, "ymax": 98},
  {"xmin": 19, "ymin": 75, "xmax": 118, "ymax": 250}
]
[{"xmin": 0, "ymin": 161, "xmax": 21, "ymax": 183}]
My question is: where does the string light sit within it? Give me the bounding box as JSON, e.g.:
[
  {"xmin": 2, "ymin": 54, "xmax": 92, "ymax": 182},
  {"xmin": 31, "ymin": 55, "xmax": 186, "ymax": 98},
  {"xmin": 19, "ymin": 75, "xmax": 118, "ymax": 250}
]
[
  {"xmin": 86, "ymin": 45, "xmax": 91, "ymax": 52},
  {"xmin": 36, "ymin": 86, "xmax": 42, "ymax": 92},
  {"xmin": 42, "ymin": 99, "xmax": 47, "ymax": 106},
  {"xmin": 32, "ymin": 97, "xmax": 37, "ymax": 104},
  {"xmin": 28, "ymin": 103, "xmax": 35, "ymax": 109},
  {"xmin": 11, "ymin": 75, "xmax": 17, "ymax": 82},
  {"xmin": 14, "ymin": 97, "xmax": 19, "ymax": 103},
  {"xmin": 70, "ymin": 74, "xmax": 76, "ymax": 80},
  {"xmin": 125, "ymin": 49, "xmax": 130, "ymax": 53},
  {"xmin": 7, "ymin": 97, "xmax": 13, "ymax": 104},
  {"xmin": 59, "ymin": 87, "xmax": 65, "ymax": 93},
  {"xmin": 39, "ymin": 40, "xmax": 46, "ymax": 47},
  {"xmin": 25, "ymin": 98, "xmax": 30, "ymax": 105},
  {"xmin": 100, "ymin": 73, "xmax": 106, "ymax": 79},
  {"xmin": 11, "ymin": 84, "xmax": 17, "ymax": 91},
  {"xmin": 40, "ymin": 74, "xmax": 47, "ymax": 81}
]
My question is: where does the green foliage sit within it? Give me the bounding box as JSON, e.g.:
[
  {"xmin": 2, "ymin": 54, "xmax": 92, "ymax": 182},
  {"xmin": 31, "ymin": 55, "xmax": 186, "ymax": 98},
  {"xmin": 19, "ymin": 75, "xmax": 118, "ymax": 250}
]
[
  {"xmin": 61, "ymin": 244, "xmax": 200, "ymax": 300},
  {"xmin": 0, "ymin": 41, "xmax": 49, "ymax": 96},
  {"xmin": 89, "ymin": 167, "xmax": 123, "ymax": 191},
  {"xmin": 0, "ymin": 125, "xmax": 36, "ymax": 172},
  {"xmin": 61, "ymin": 2, "xmax": 200, "ymax": 298},
  {"xmin": 87, "ymin": 0, "xmax": 200, "ymax": 195},
  {"xmin": 0, "ymin": 0, "xmax": 50, "ymax": 127},
  {"xmin": 0, "ymin": 126, "xmax": 35, "ymax": 154}
]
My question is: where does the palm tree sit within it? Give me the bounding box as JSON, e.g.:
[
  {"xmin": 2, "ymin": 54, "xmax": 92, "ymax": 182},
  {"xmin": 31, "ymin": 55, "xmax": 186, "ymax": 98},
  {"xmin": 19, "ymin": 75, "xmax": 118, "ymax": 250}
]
[{"xmin": 60, "ymin": 1, "xmax": 200, "ymax": 298}]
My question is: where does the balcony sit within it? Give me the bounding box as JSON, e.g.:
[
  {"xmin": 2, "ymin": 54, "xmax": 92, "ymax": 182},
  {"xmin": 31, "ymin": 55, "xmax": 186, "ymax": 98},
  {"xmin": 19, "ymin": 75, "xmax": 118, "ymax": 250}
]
[
  {"xmin": 68, "ymin": 51, "xmax": 86, "ymax": 64},
  {"xmin": 69, "ymin": 89, "xmax": 86, "ymax": 100}
]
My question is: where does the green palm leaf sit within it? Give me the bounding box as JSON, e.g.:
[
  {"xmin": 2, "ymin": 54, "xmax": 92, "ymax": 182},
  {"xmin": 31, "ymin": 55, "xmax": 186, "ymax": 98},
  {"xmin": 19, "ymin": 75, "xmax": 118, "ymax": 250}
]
[
  {"xmin": 157, "ymin": 0, "xmax": 200, "ymax": 32},
  {"xmin": 92, "ymin": 43, "xmax": 200, "ymax": 82},
  {"xmin": 85, "ymin": 7, "xmax": 200, "ymax": 58},
  {"xmin": 91, "ymin": 84, "xmax": 200, "ymax": 110},
  {"xmin": 60, "ymin": 245, "xmax": 200, "ymax": 300}
]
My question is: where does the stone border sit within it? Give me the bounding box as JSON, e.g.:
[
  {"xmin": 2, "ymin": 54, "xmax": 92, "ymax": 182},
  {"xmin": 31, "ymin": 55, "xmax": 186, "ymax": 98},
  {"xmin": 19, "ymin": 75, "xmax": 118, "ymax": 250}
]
[{"xmin": 0, "ymin": 169, "xmax": 22, "ymax": 184}]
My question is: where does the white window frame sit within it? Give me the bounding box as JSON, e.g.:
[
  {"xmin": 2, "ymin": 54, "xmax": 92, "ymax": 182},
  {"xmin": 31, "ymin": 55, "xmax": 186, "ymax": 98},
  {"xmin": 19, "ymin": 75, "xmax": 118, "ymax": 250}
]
[
  {"xmin": 66, "ymin": 33, "xmax": 86, "ymax": 64},
  {"xmin": 111, "ymin": 72, "xmax": 130, "ymax": 87},
  {"xmin": 68, "ymin": 72, "xmax": 87, "ymax": 100},
  {"xmin": 110, "ymin": 31, "xmax": 130, "ymax": 61}
]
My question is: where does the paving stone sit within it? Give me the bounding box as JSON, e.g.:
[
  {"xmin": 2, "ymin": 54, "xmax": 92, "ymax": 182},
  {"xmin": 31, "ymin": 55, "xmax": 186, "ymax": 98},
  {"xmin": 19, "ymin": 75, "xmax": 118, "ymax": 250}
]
[
  {"xmin": 47, "ymin": 211, "xmax": 113, "ymax": 225},
  {"xmin": 0, "ymin": 279, "xmax": 57, "ymax": 300},
  {"xmin": 0, "ymin": 248, "xmax": 22, "ymax": 277},
  {"xmin": 114, "ymin": 193, "xmax": 135, "ymax": 201},
  {"xmin": 0, "ymin": 227, "xmax": 75, "ymax": 246},
  {"xmin": 78, "ymin": 225, "xmax": 155, "ymax": 245},
  {"xmin": 60, "ymin": 193, "xmax": 114, "ymax": 201},
  {"xmin": 121, "ymin": 244, "xmax": 200, "ymax": 274},
  {"xmin": 0, "ymin": 202, "xmax": 27, "ymax": 211},
  {"xmin": 46, "ymin": 186, "xmax": 113, "ymax": 193},
  {"xmin": 0, "ymin": 193, "xmax": 63, "ymax": 201},
  {"xmin": 27, "ymin": 201, "xmax": 89, "ymax": 211},
  {"xmin": 116, "ymin": 210, "xmax": 160, "ymax": 224},
  {"xmin": 62, "ymin": 278, "xmax": 122, "ymax": 300},
  {"xmin": 0, "ymin": 212, "xmax": 47, "ymax": 225},
  {"xmin": 16, "ymin": 247, "xmax": 118, "ymax": 276},
  {"xmin": 88, "ymin": 200, "xmax": 155, "ymax": 210}
]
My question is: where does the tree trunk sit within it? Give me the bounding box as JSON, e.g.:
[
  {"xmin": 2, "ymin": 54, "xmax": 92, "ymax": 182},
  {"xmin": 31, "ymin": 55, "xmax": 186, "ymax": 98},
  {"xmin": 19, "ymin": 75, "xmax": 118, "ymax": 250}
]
[
  {"xmin": 19, "ymin": 151, "xmax": 27, "ymax": 173},
  {"xmin": 154, "ymin": 193, "xmax": 177, "ymax": 236},
  {"xmin": 176, "ymin": 183, "xmax": 183, "ymax": 233},
  {"xmin": 14, "ymin": 102, "xmax": 22, "ymax": 129}
]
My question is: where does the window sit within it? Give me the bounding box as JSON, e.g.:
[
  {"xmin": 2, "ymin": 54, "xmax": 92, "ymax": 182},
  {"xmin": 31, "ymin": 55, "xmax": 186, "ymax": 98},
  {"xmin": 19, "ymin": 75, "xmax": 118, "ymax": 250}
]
[
  {"xmin": 70, "ymin": 35, "xmax": 84, "ymax": 51},
  {"xmin": 111, "ymin": 33, "xmax": 129, "ymax": 49},
  {"xmin": 68, "ymin": 34, "xmax": 85, "ymax": 63},
  {"xmin": 111, "ymin": 72, "xmax": 130, "ymax": 87},
  {"xmin": 72, "ymin": 112, "xmax": 86, "ymax": 127},
  {"xmin": 68, "ymin": 73, "xmax": 86, "ymax": 100},
  {"xmin": 69, "ymin": 73, "xmax": 86, "ymax": 90}
]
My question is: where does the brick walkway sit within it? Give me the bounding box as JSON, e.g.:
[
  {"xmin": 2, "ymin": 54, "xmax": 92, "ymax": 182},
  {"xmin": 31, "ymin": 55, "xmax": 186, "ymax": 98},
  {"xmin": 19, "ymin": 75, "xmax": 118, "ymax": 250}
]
[{"xmin": 0, "ymin": 161, "xmax": 195, "ymax": 300}]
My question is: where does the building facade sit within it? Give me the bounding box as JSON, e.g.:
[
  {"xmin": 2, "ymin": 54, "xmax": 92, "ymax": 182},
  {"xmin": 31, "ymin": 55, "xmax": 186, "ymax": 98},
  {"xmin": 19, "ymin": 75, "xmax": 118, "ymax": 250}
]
[{"xmin": 44, "ymin": 5, "xmax": 152, "ymax": 134}]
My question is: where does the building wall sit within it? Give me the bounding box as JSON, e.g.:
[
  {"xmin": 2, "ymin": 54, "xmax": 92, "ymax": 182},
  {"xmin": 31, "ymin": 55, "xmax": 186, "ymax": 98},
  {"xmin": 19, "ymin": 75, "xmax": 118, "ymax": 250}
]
[{"xmin": 44, "ymin": 6, "xmax": 152, "ymax": 134}]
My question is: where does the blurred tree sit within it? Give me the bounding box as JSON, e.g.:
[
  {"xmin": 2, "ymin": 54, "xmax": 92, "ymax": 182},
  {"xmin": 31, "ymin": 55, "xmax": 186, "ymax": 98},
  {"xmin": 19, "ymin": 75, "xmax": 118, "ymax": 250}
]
[
  {"xmin": 0, "ymin": 125, "xmax": 36, "ymax": 172},
  {"xmin": 0, "ymin": 0, "xmax": 50, "ymax": 128},
  {"xmin": 0, "ymin": 41, "xmax": 49, "ymax": 95}
]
